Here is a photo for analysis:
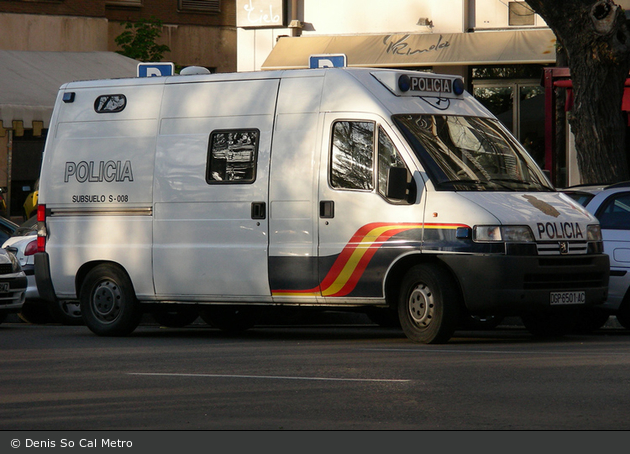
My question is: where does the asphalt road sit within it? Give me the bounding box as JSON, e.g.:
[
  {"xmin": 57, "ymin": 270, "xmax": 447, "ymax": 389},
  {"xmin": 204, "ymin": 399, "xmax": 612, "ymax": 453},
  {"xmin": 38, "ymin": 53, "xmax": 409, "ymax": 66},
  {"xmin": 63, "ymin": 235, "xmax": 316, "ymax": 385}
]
[{"xmin": 1, "ymin": 316, "xmax": 630, "ymax": 431}]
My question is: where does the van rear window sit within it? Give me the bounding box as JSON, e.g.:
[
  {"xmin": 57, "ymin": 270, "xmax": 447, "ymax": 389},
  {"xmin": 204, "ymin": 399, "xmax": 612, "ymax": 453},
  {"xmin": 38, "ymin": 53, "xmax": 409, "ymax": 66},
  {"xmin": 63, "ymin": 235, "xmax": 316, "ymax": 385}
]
[
  {"xmin": 206, "ymin": 129, "xmax": 259, "ymax": 184},
  {"xmin": 94, "ymin": 95, "xmax": 126, "ymax": 113}
]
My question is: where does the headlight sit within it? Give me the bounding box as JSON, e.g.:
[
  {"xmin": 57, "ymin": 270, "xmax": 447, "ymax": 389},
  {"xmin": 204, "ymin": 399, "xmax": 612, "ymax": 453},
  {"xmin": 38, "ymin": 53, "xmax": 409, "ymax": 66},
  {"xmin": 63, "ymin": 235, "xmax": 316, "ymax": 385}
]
[
  {"xmin": 587, "ymin": 224, "xmax": 602, "ymax": 241},
  {"xmin": 473, "ymin": 225, "xmax": 534, "ymax": 242}
]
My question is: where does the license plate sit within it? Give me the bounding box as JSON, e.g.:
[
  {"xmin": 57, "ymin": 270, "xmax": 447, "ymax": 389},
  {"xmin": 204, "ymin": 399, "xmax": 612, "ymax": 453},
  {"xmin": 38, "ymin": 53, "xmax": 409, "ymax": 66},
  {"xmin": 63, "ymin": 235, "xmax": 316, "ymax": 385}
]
[
  {"xmin": 0, "ymin": 282, "xmax": 9, "ymax": 293},
  {"xmin": 550, "ymin": 291, "xmax": 585, "ymax": 305}
]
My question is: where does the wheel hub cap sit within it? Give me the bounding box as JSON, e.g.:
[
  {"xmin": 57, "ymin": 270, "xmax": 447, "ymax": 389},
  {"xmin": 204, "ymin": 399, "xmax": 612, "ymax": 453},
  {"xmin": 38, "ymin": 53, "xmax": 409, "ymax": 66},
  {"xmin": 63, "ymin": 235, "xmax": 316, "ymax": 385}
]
[
  {"xmin": 92, "ymin": 281, "xmax": 121, "ymax": 322},
  {"xmin": 409, "ymin": 284, "xmax": 434, "ymax": 327}
]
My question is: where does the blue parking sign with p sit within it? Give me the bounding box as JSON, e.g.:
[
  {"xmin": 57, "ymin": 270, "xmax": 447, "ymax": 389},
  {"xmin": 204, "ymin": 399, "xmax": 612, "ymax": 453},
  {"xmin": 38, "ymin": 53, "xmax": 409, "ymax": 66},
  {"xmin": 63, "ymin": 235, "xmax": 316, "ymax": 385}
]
[
  {"xmin": 137, "ymin": 62, "xmax": 175, "ymax": 77},
  {"xmin": 309, "ymin": 54, "xmax": 347, "ymax": 69}
]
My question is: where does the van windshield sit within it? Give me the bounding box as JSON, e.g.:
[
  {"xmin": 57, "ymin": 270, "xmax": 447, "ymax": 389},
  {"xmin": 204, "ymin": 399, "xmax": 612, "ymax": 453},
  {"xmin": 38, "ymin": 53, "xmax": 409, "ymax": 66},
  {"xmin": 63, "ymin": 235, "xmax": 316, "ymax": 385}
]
[{"xmin": 393, "ymin": 114, "xmax": 554, "ymax": 192}]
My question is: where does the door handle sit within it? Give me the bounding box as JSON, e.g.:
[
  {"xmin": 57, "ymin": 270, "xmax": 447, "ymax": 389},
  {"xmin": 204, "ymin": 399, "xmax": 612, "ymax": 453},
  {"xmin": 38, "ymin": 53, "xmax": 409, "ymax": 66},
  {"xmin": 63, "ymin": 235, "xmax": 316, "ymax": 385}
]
[
  {"xmin": 320, "ymin": 200, "xmax": 335, "ymax": 219},
  {"xmin": 251, "ymin": 202, "xmax": 266, "ymax": 220}
]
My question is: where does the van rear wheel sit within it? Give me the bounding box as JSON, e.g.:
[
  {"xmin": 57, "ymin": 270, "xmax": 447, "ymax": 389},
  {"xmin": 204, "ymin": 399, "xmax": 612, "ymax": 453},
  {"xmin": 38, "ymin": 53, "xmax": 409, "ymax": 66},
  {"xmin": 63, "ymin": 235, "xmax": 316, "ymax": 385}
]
[
  {"xmin": 398, "ymin": 264, "xmax": 459, "ymax": 344},
  {"xmin": 80, "ymin": 264, "xmax": 142, "ymax": 336}
]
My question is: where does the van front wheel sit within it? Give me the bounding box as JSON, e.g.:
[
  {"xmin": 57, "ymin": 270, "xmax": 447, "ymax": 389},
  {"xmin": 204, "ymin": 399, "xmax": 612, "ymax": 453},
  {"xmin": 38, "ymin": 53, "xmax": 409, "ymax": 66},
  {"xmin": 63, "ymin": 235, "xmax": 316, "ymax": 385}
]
[
  {"xmin": 398, "ymin": 264, "xmax": 459, "ymax": 344},
  {"xmin": 80, "ymin": 264, "xmax": 142, "ymax": 336}
]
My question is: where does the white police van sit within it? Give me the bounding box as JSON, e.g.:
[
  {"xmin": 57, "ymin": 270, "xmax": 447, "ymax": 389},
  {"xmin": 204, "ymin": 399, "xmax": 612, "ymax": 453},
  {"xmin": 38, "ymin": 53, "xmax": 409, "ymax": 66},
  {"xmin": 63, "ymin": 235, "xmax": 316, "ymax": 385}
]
[{"xmin": 34, "ymin": 67, "xmax": 609, "ymax": 343}]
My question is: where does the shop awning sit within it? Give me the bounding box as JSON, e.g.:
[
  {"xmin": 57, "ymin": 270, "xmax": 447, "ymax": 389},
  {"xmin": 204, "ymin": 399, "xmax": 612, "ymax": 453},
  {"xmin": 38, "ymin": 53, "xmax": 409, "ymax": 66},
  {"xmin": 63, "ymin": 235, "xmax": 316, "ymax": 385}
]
[
  {"xmin": 0, "ymin": 51, "xmax": 139, "ymax": 129},
  {"xmin": 261, "ymin": 29, "xmax": 557, "ymax": 70}
]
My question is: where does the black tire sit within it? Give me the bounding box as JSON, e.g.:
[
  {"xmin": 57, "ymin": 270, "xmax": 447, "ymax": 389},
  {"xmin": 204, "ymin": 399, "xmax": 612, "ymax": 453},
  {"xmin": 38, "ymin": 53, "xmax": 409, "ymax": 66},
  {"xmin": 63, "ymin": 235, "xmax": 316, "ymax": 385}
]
[
  {"xmin": 616, "ymin": 308, "xmax": 630, "ymax": 329},
  {"xmin": 80, "ymin": 264, "xmax": 142, "ymax": 336},
  {"xmin": 397, "ymin": 264, "xmax": 460, "ymax": 344},
  {"xmin": 616, "ymin": 295, "xmax": 630, "ymax": 329},
  {"xmin": 460, "ymin": 314, "xmax": 504, "ymax": 330},
  {"xmin": 521, "ymin": 310, "xmax": 580, "ymax": 338},
  {"xmin": 199, "ymin": 306, "xmax": 256, "ymax": 333},
  {"xmin": 0, "ymin": 313, "xmax": 7, "ymax": 324},
  {"xmin": 152, "ymin": 306, "xmax": 198, "ymax": 327},
  {"xmin": 47, "ymin": 299, "xmax": 83, "ymax": 326}
]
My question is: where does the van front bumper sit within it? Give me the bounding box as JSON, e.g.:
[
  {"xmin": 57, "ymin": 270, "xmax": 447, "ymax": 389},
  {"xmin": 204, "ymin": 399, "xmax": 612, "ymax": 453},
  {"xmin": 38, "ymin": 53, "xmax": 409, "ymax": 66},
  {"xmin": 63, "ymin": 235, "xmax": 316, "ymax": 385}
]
[{"xmin": 438, "ymin": 253, "xmax": 610, "ymax": 315}]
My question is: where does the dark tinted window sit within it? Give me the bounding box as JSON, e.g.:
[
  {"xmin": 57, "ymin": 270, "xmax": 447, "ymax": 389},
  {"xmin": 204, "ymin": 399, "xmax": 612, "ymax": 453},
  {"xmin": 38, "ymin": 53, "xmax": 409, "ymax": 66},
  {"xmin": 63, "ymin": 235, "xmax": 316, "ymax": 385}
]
[
  {"xmin": 330, "ymin": 121, "xmax": 374, "ymax": 191},
  {"xmin": 206, "ymin": 130, "xmax": 259, "ymax": 184},
  {"xmin": 563, "ymin": 191, "xmax": 595, "ymax": 207},
  {"xmin": 596, "ymin": 193, "xmax": 630, "ymax": 230}
]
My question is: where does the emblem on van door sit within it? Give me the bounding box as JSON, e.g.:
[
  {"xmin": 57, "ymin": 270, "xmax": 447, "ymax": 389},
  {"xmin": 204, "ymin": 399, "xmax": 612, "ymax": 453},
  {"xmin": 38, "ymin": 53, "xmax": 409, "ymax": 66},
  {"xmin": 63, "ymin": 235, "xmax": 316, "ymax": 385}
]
[
  {"xmin": 559, "ymin": 241, "xmax": 569, "ymax": 255},
  {"xmin": 94, "ymin": 95, "xmax": 126, "ymax": 113}
]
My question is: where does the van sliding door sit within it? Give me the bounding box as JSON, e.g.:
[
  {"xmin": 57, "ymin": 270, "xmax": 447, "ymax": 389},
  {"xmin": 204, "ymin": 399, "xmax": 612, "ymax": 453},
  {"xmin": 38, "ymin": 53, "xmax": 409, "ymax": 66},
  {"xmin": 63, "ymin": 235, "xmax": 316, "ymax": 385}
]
[{"xmin": 152, "ymin": 79, "xmax": 277, "ymax": 298}]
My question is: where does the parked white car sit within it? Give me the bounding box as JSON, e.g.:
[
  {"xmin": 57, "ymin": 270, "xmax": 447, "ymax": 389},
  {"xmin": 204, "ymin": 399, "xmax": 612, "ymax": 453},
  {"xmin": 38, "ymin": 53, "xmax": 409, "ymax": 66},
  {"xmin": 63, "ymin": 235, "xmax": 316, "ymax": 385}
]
[
  {"xmin": 562, "ymin": 182, "xmax": 630, "ymax": 329},
  {"xmin": 2, "ymin": 217, "xmax": 81, "ymax": 325}
]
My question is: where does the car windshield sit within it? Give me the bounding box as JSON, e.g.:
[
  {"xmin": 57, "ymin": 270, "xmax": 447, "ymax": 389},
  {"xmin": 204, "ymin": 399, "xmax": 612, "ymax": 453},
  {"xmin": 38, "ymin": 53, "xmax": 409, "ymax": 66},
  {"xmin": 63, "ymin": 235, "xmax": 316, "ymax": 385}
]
[
  {"xmin": 393, "ymin": 114, "xmax": 554, "ymax": 192},
  {"xmin": 11, "ymin": 216, "xmax": 37, "ymax": 237},
  {"xmin": 563, "ymin": 191, "xmax": 595, "ymax": 207}
]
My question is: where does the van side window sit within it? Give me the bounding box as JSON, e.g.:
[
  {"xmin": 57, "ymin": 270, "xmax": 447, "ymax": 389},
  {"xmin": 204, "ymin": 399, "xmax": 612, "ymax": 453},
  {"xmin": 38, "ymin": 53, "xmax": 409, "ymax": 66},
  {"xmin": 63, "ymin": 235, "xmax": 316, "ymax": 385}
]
[
  {"xmin": 377, "ymin": 127, "xmax": 411, "ymax": 203},
  {"xmin": 330, "ymin": 121, "xmax": 374, "ymax": 190},
  {"xmin": 206, "ymin": 130, "xmax": 259, "ymax": 183}
]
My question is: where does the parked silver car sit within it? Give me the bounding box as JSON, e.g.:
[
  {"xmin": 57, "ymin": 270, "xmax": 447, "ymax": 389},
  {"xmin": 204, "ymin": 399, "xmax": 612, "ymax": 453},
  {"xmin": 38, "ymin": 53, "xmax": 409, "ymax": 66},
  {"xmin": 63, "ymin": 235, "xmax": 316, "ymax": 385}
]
[
  {"xmin": 2, "ymin": 217, "xmax": 81, "ymax": 325},
  {"xmin": 0, "ymin": 247, "xmax": 27, "ymax": 324},
  {"xmin": 562, "ymin": 182, "xmax": 630, "ymax": 330}
]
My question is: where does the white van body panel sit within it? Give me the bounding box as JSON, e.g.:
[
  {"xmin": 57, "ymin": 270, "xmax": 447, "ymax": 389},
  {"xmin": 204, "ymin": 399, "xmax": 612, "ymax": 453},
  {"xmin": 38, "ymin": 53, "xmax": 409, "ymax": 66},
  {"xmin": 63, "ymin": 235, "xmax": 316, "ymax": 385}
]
[
  {"xmin": 268, "ymin": 74, "xmax": 325, "ymax": 302},
  {"xmin": 457, "ymin": 192, "xmax": 599, "ymax": 241},
  {"xmin": 40, "ymin": 82, "xmax": 163, "ymax": 300},
  {"xmin": 153, "ymin": 78, "xmax": 279, "ymax": 298}
]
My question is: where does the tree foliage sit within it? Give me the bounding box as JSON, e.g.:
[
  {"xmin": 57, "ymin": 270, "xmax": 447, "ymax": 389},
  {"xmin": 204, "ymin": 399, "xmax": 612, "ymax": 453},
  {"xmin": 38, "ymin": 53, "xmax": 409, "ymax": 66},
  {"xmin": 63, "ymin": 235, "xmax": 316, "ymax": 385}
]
[
  {"xmin": 114, "ymin": 16, "xmax": 171, "ymax": 62},
  {"xmin": 526, "ymin": 0, "xmax": 630, "ymax": 183}
]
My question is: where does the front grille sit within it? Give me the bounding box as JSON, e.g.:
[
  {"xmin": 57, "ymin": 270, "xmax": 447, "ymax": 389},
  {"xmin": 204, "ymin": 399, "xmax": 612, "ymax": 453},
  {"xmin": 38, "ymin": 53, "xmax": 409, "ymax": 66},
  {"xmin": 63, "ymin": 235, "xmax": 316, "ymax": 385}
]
[
  {"xmin": 537, "ymin": 241, "xmax": 588, "ymax": 256},
  {"xmin": 524, "ymin": 272, "xmax": 606, "ymax": 290},
  {"xmin": 0, "ymin": 291, "xmax": 23, "ymax": 305},
  {"xmin": 538, "ymin": 257, "xmax": 595, "ymax": 267},
  {"xmin": 0, "ymin": 264, "xmax": 13, "ymax": 274}
]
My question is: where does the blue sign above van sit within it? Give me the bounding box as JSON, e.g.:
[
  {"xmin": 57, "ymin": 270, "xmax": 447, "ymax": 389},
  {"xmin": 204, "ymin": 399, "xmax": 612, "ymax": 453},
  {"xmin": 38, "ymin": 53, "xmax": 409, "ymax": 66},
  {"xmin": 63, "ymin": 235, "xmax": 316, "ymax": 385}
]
[
  {"xmin": 309, "ymin": 54, "xmax": 347, "ymax": 69},
  {"xmin": 137, "ymin": 62, "xmax": 175, "ymax": 77}
]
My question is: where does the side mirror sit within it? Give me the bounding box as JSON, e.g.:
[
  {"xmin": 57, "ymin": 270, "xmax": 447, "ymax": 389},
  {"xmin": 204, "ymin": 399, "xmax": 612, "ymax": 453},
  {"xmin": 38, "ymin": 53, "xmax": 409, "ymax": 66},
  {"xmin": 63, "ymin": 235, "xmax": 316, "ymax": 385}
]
[{"xmin": 386, "ymin": 167, "xmax": 409, "ymax": 200}]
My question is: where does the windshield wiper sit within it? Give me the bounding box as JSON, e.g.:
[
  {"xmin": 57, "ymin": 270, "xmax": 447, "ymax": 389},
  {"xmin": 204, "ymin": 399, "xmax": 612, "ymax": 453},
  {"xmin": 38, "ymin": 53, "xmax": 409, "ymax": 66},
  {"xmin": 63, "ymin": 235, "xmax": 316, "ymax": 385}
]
[
  {"xmin": 490, "ymin": 178, "xmax": 532, "ymax": 185},
  {"xmin": 436, "ymin": 179, "xmax": 490, "ymax": 187}
]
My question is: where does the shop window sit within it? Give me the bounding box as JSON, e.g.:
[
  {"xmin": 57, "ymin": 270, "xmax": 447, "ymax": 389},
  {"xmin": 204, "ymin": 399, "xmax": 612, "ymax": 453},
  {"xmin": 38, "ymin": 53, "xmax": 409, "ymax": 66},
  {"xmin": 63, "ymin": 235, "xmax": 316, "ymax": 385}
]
[
  {"xmin": 472, "ymin": 82, "xmax": 545, "ymax": 169},
  {"xmin": 518, "ymin": 85, "xmax": 545, "ymax": 167},
  {"xmin": 330, "ymin": 121, "xmax": 374, "ymax": 191},
  {"xmin": 508, "ymin": 2, "xmax": 535, "ymax": 26},
  {"xmin": 472, "ymin": 86, "xmax": 514, "ymax": 133},
  {"xmin": 179, "ymin": 0, "xmax": 220, "ymax": 13},
  {"xmin": 207, "ymin": 130, "xmax": 258, "ymax": 183}
]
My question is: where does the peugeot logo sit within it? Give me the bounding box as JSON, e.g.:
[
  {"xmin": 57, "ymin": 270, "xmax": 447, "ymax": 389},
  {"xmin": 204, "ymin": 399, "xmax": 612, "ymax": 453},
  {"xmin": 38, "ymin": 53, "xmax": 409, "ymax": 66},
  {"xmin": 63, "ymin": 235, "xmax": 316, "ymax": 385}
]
[{"xmin": 558, "ymin": 242, "xmax": 569, "ymax": 255}]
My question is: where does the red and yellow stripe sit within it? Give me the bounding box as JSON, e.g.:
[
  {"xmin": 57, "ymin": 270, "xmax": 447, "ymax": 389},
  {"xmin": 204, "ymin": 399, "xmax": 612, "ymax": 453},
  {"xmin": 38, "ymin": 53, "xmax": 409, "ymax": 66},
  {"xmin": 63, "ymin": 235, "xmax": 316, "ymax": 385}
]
[{"xmin": 272, "ymin": 222, "xmax": 468, "ymax": 298}]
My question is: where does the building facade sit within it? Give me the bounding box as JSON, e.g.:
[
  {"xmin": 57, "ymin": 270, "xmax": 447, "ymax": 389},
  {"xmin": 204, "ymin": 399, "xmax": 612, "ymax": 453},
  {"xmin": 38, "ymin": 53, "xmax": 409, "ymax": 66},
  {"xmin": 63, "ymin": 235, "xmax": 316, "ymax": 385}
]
[
  {"xmin": 236, "ymin": 0, "xmax": 630, "ymax": 187},
  {"xmin": 0, "ymin": 0, "xmax": 237, "ymax": 218}
]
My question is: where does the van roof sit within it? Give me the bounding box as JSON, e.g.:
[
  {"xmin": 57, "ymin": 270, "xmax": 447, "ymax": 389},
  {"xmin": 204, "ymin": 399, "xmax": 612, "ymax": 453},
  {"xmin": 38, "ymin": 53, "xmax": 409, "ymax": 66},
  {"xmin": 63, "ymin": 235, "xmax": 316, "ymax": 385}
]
[{"xmin": 59, "ymin": 67, "xmax": 494, "ymax": 118}]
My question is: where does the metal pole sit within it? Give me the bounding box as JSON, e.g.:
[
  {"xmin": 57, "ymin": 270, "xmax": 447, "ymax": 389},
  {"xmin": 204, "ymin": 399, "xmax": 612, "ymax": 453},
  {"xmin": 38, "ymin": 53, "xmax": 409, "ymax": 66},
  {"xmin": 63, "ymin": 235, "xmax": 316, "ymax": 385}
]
[{"xmin": 6, "ymin": 129, "xmax": 11, "ymax": 218}]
